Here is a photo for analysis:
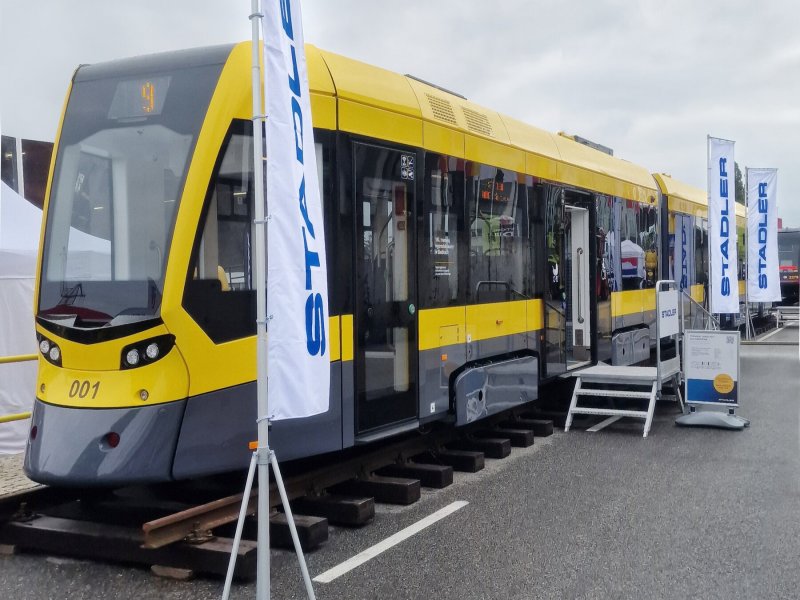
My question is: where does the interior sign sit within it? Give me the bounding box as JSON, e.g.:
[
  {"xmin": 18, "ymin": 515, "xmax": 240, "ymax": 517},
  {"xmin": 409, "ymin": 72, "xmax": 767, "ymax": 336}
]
[{"xmin": 401, "ymin": 154, "xmax": 415, "ymax": 180}]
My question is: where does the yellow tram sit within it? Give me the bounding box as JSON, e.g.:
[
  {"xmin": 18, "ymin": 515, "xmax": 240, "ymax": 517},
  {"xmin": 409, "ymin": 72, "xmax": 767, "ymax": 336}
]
[{"xmin": 25, "ymin": 42, "xmax": 742, "ymax": 485}]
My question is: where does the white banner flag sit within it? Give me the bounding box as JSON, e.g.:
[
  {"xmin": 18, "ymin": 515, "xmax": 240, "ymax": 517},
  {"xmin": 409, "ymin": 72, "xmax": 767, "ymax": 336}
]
[
  {"xmin": 747, "ymin": 168, "xmax": 780, "ymax": 302},
  {"xmin": 263, "ymin": 0, "xmax": 330, "ymax": 419},
  {"xmin": 707, "ymin": 137, "xmax": 739, "ymax": 313}
]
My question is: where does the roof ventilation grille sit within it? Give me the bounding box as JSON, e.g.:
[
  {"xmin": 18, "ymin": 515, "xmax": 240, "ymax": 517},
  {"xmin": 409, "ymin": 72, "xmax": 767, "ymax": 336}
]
[
  {"xmin": 425, "ymin": 93, "xmax": 458, "ymax": 126},
  {"xmin": 462, "ymin": 107, "xmax": 493, "ymax": 137}
]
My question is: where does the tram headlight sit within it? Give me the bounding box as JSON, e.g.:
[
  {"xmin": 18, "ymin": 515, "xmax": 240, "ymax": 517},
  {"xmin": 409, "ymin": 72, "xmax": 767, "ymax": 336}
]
[
  {"xmin": 145, "ymin": 343, "xmax": 160, "ymax": 360},
  {"xmin": 37, "ymin": 334, "xmax": 62, "ymax": 367},
  {"xmin": 125, "ymin": 348, "xmax": 141, "ymax": 367},
  {"xmin": 120, "ymin": 334, "xmax": 175, "ymax": 370}
]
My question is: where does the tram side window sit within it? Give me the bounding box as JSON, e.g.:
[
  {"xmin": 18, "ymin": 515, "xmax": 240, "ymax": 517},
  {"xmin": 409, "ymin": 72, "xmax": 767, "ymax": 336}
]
[
  {"xmin": 543, "ymin": 185, "xmax": 565, "ymax": 305},
  {"xmin": 619, "ymin": 201, "xmax": 658, "ymax": 289},
  {"xmin": 619, "ymin": 201, "xmax": 641, "ymax": 290},
  {"xmin": 640, "ymin": 203, "xmax": 658, "ymax": 287},
  {"xmin": 421, "ymin": 154, "xmax": 465, "ymax": 308},
  {"xmin": 184, "ymin": 121, "xmax": 256, "ymax": 343},
  {"xmin": 595, "ymin": 194, "xmax": 616, "ymax": 299},
  {"xmin": 779, "ymin": 232, "xmax": 800, "ymax": 268},
  {"xmin": 467, "ymin": 163, "xmax": 528, "ymax": 303},
  {"xmin": 528, "ymin": 180, "xmax": 545, "ymax": 298}
]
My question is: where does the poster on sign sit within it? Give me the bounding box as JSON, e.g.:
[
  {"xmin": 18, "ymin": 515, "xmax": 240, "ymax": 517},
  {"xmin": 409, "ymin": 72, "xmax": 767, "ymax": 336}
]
[{"xmin": 684, "ymin": 330, "xmax": 739, "ymax": 406}]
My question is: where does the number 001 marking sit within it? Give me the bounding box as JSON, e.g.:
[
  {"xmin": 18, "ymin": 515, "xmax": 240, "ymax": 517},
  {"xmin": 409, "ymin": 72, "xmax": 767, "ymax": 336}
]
[{"xmin": 69, "ymin": 380, "xmax": 100, "ymax": 400}]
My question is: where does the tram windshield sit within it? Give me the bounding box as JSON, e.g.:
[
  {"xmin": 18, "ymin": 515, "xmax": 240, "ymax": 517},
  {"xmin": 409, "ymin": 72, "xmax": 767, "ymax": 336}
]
[{"xmin": 39, "ymin": 60, "xmax": 222, "ymax": 327}]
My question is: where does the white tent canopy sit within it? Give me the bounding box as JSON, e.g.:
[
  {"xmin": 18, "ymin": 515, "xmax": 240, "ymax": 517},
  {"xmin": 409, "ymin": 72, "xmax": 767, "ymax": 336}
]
[{"xmin": 0, "ymin": 181, "xmax": 41, "ymax": 454}]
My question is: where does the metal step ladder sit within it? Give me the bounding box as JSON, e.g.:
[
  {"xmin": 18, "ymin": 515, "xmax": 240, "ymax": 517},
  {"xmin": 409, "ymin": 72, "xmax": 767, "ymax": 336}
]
[
  {"xmin": 564, "ymin": 365, "xmax": 660, "ymax": 437},
  {"xmin": 564, "ymin": 280, "xmax": 684, "ymax": 438}
]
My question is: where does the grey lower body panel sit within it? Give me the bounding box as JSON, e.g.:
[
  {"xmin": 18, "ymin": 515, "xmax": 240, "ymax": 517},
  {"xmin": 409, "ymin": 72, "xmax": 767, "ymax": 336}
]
[
  {"xmin": 453, "ymin": 355, "xmax": 539, "ymax": 426},
  {"xmin": 172, "ymin": 363, "xmax": 344, "ymax": 479},
  {"xmin": 469, "ymin": 334, "xmax": 527, "ymax": 362},
  {"xmin": 24, "ymin": 399, "xmax": 186, "ymax": 487},
  {"xmin": 25, "ymin": 363, "xmax": 346, "ymax": 485},
  {"xmin": 612, "ymin": 310, "xmax": 657, "ymax": 366},
  {"xmin": 418, "ymin": 342, "xmax": 466, "ymax": 421}
]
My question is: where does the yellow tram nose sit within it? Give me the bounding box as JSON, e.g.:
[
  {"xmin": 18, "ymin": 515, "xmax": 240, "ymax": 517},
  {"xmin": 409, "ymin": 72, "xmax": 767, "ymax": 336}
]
[{"xmin": 24, "ymin": 329, "xmax": 190, "ymax": 486}]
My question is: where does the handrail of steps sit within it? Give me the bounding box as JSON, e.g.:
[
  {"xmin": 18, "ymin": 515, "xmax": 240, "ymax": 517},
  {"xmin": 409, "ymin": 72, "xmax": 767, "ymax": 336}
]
[{"xmin": 681, "ymin": 289, "xmax": 719, "ymax": 331}]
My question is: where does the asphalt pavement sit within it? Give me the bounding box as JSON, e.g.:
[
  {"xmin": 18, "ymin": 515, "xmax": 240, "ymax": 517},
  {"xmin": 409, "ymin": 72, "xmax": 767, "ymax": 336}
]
[{"xmin": 1, "ymin": 341, "xmax": 798, "ymax": 600}]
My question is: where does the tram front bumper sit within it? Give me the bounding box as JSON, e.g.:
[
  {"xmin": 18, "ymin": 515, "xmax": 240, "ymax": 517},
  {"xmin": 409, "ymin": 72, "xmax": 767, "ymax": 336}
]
[{"xmin": 23, "ymin": 398, "xmax": 186, "ymax": 487}]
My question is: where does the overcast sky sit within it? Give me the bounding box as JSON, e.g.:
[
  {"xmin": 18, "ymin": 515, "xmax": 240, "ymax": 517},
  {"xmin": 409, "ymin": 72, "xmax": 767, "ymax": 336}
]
[{"xmin": 2, "ymin": 0, "xmax": 798, "ymax": 225}]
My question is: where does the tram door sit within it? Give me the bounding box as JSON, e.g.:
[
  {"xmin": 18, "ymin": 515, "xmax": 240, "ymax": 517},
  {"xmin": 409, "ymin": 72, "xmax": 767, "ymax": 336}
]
[
  {"xmin": 565, "ymin": 204, "xmax": 592, "ymax": 366},
  {"xmin": 545, "ymin": 188, "xmax": 594, "ymax": 376},
  {"xmin": 353, "ymin": 143, "xmax": 418, "ymax": 435}
]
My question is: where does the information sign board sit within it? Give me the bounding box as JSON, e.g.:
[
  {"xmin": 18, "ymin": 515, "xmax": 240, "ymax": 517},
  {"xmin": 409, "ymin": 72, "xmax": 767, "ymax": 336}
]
[{"xmin": 684, "ymin": 330, "xmax": 740, "ymax": 407}]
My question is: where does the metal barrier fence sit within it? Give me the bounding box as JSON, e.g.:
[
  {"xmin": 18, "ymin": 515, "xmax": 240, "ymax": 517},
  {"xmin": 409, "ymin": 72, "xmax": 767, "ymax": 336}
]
[
  {"xmin": 0, "ymin": 353, "xmax": 37, "ymax": 424},
  {"xmin": 0, "ymin": 412, "xmax": 31, "ymax": 424},
  {"xmin": 0, "ymin": 354, "xmax": 36, "ymax": 365}
]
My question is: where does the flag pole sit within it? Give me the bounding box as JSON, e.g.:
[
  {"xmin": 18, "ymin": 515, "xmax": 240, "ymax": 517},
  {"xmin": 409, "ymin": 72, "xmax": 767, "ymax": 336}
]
[
  {"xmin": 744, "ymin": 167, "xmax": 752, "ymax": 339},
  {"xmin": 223, "ymin": 2, "xmax": 321, "ymax": 597},
  {"xmin": 250, "ymin": 0, "xmax": 271, "ymax": 597},
  {"xmin": 251, "ymin": 2, "xmax": 316, "ymax": 599}
]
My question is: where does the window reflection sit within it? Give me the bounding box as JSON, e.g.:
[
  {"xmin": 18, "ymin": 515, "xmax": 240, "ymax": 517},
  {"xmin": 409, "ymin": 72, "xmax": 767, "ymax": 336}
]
[
  {"xmin": 422, "ymin": 155, "xmax": 464, "ymax": 308},
  {"xmin": 184, "ymin": 121, "xmax": 257, "ymax": 343},
  {"xmin": 619, "ymin": 200, "xmax": 658, "ymax": 289},
  {"xmin": 467, "ymin": 163, "xmax": 528, "ymax": 303}
]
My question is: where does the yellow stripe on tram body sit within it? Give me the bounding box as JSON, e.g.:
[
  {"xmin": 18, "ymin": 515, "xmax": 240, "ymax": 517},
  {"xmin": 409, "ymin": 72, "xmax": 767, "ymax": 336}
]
[
  {"xmin": 467, "ymin": 301, "xmax": 528, "ymax": 342},
  {"xmin": 526, "ymin": 299, "xmax": 545, "ymax": 331},
  {"xmin": 417, "ymin": 300, "xmax": 545, "ymax": 352},
  {"xmin": 418, "ymin": 307, "xmax": 467, "ymax": 352},
  {"xmin": 328, "ymin": 316, "xmax": 341, "ymax": 362},
  {"xmin": 340, "ymin": 314, "xmax": 354, "ymax": 362},
  {"xmin": 611, "ymin": 289, "xmax": 655, "ymax": 318},
  {"xmin": 338, "ymin": 99, "xmax": 423, "ymax": 149},
  {"xmin": 421, "ymin": 121, "xmax": 464, "ymax": 159}
]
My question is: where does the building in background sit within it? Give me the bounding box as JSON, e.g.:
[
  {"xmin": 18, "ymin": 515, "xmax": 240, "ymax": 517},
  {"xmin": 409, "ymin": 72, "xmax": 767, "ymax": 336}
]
[
  {"xmin": 1, "ymin": 134, "xmax": 53, "ymax": 209},
  {"xmin": 0, "ymin": 133, "xmax": 52, "ymax": 453}
]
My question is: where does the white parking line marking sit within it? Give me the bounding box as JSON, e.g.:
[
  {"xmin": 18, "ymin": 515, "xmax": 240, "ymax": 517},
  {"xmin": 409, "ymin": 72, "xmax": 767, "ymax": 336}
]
[
  {"xmin": 313, "ymin": 500, "xmax": 469, "ymax": 584},
  {"xmin": 759, "ymin": 327, "xmax": 786, "ymax": 342}
]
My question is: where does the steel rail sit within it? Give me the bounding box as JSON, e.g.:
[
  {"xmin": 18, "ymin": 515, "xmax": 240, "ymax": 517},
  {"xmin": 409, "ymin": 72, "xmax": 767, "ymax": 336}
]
[
  {"xmin": 142, "ymin": 489, "xmax": 258, "ymax": 549},
  {"xmin": 141, "ymin": 428, "xmax": 461, "ymax": 549}
]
